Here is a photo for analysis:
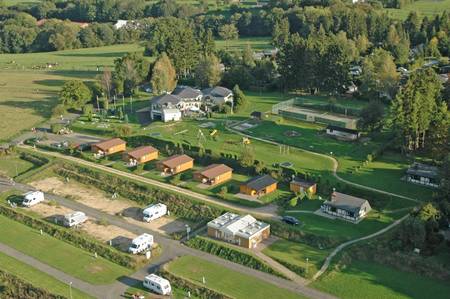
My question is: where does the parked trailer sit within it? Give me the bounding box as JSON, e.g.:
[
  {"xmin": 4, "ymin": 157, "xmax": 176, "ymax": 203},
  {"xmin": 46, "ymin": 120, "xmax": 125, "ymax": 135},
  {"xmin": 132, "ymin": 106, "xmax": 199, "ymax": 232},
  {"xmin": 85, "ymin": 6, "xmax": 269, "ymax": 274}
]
[
  {"xmin": 142, "ymin": 203, "xmax": 167, "ymax": 222},
  {"xmin": 129, "ymin": 233, "xmax": 153, "ymax": 254},
  {"xmin": 63, "ymin": 211, "xmax": 88, "ymax": 227},
  {"xmin": 143, "ymin": 274, "xmax": 172, "ymax": 295},
  {"xmin": 22, "ymin": 191, "xmax": 44, "ymax": 207}
]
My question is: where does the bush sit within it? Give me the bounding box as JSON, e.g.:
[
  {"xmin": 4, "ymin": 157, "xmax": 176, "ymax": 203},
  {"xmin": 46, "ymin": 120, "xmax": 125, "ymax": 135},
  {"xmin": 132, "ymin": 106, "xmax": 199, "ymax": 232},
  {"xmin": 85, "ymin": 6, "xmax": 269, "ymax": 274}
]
[
  {"xmin": 0, "ymin": 269, "xmax": 66, "ymax": 299},
  {"xmin": 0, "ymin": 205, "xmax": 136, "ymax": 269},
  {"xmin": 50, "ymin": 123, "xmax": 64, "ymax": 134},
  {"xmin": 83, "ymin": 104, "xmax": 94, "ymax": 116},
  {"xmin": 185, "ymin": 236, "xmax": 286, "ymax": 278}
]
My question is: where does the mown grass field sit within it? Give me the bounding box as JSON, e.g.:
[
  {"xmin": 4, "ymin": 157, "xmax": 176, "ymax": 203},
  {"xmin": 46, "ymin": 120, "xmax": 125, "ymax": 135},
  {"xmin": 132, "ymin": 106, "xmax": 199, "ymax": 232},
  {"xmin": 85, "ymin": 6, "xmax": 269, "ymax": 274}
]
[
  {"xmin": 0, "ymin": 251, "xmax": 93, "ymax": 299},
  {"xmin": 311, "ymin": 260, "xmax": 450, "ymax": 299},
  {"xmin": 0, "ymin": 154, "xmax": 35, "ymax": 178},
  {"xmin": 386, "ymin": 0, "xmax": 450, "ymax": 19},
  {"xmin": 166, "ymin": 255, "xmax": 306, "ymax": 299},
  {"xmin": 262, "ymin": 239, "xmax": 331, "ymax": 279},
  {"xmin": 0, "ymin": 215, "xmax": 131, "ymax": 284}
]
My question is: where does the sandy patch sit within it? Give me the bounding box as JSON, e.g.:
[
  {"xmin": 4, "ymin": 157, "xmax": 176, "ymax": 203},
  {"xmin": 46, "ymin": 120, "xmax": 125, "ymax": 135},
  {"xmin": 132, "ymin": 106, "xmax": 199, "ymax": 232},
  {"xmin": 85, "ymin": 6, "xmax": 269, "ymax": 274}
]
[{"xmin": 30, "ymin": 177, "xmax": 134, "ymax": 214}]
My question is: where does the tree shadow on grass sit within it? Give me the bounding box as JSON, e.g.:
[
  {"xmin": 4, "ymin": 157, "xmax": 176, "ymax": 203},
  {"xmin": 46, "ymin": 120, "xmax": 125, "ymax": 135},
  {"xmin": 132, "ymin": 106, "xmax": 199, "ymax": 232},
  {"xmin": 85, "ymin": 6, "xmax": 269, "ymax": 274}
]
[
  {"xmin": 48, "ymin": 70, "xmax": 99, "ymax": 79},
  {"xmin": 33, "ymin": 79, "xmax": 66, "ymax": 88},
  {"xmin": 54, "ymin": 52, "xmax": 131, "ymax": 58},
  {"xmin": 0, "ymin": 98, "xmax": 57, "ymax": 119}
]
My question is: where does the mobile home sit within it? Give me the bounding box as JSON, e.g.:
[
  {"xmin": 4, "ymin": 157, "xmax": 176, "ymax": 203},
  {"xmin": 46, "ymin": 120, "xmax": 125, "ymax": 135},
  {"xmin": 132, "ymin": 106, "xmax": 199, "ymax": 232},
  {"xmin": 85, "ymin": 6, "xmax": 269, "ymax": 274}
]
[
  {"xmin": 22, "ymin": 191, "xmax": 44, "ymax": 207},
  {"xmin": 129, "ymin": 233, "xmax": 153, "ymax": 254},
  {"xmin": 63, "ymin": 211, "xmax": 88, "ymax": 227},
  {"xmin": 142, "ymin": 203, "xmax": 167, "ymax": 222},
  {"xmin": 143, "ymin": 274, "xmax": 172, "ymax": 295}
]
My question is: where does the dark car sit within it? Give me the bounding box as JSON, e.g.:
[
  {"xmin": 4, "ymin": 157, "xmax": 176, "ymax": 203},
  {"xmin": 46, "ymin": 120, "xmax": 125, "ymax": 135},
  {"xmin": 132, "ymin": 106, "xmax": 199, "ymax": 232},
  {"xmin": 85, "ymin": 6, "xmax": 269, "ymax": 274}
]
[{"xmin": 282, "ymin": 216, "xmax": 300, "ymax": 225}]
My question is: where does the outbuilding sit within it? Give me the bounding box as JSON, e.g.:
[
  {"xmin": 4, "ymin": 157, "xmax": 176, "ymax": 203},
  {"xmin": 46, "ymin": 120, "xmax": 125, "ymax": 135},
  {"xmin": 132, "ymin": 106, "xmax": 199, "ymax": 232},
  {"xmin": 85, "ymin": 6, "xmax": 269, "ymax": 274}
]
[
  {"xmin": 194, "ymin": 164, "xmax": 233, "ymax": 186},
  {"xmin": 326, "ymin": 125, "xmax": 360, "ymax": 141},
  {"xmin": 91, "ymin": 138, "xmax": 126, "ymax": 156},
  {"xmin": 290, "ymin": 178, "xmax": 317, "ymax": 195},
  {"xmin": 123, "ymin": 146, "xmax": 158, "ymax": 165},
  {"xmin": 207, "ymin": 212, "xmax": 270, "ymax": 249},
  {"xmin": 156, "ymin": 154, "xmax": 194, "ymax": 175},
  {"xmin": 162, "ymin": 108, "xmax": 182, "ymax": 122},
  {"xmin": 240, "ymin": 175, "xmax": 277, "ymax": 197}
]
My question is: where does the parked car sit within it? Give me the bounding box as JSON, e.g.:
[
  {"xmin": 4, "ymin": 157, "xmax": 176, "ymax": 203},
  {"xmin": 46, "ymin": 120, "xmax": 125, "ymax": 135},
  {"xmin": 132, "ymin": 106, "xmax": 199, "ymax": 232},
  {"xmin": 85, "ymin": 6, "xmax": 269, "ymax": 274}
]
[{"xmin": 282, "ymin": 216, "xmax": 300, "ymax": 225}]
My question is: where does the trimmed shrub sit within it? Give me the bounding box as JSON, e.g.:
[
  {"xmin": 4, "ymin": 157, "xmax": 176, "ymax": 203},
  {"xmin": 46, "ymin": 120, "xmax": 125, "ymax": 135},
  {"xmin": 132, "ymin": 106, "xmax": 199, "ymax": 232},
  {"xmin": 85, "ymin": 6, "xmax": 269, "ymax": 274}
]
[
  {"xmin": 185, "ymin": 236, "xmax": 286, "ymax": 279},
  {"xmin": 0, "ymin": 269, "xmax": 66, "ymax": 299}
]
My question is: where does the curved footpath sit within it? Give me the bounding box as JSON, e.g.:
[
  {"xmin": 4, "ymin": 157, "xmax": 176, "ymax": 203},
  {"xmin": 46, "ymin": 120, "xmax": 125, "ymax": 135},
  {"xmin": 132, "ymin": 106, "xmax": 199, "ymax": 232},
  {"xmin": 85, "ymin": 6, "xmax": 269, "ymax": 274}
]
[{"xmin": 312, "ymin": 214, "xmax": 410, "ymax": 281}]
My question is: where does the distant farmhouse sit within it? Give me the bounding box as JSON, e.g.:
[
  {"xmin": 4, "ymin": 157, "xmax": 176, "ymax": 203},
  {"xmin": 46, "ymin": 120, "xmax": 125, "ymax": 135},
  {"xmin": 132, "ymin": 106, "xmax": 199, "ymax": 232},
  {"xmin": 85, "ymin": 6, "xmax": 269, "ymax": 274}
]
[
  {"xmin": 149, "ymin": 86, "xmax": 233, "ymax": 122},
  {"xmin": 406, "ymin": 162, "xmax": 440, "ymax": 188},
  {"xmin": 207, "ymin": 212, "xmax": 270, "ymax": 249},
  {"xmin": 321, "ymin": 191, "xmax": 372, "ymax": 222}
]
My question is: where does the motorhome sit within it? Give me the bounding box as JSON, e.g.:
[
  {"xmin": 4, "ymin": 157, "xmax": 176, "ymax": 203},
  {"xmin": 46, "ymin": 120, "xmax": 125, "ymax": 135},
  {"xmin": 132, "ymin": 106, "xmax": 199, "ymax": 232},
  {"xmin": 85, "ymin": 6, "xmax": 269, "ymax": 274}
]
[
  {"xmin": 22, "ymin": 191, "xmax": 44, "ymax": 207},
  {"xmin": 142, "ymin": 203, "xmax": 167, "ymax": 222},
  {"xmin": 143, "ymin": 274, "xmax": 172, "ymax": 295},
  {"xmin": 63, "ymin": 211, "xmax": 88, "ymax": 227},
  {"xmin": 128, "ymin": 233, "xmax": 153, "ymax": 254}
]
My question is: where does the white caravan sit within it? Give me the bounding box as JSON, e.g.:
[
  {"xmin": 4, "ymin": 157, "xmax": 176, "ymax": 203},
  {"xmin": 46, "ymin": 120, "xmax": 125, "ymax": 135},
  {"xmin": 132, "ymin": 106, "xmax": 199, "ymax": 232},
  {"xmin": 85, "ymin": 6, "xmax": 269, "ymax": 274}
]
[
  {"xmin": 143, "ymin": 274, "xmax": 172, "ymax": 295},
  {"xmin": 63, "ymin": 211, "xmax": 88, "ymax": 227},
  {"xmin": 142, "ymin": 203, "xmax": 167, "ymax": 222},
  {"xmin": 128, "ymin": 233, "xmax": 153, "ymax": 254},
  {"xmin": 22, "ymin": 191, "xmax": 44, "ymax": 207}
]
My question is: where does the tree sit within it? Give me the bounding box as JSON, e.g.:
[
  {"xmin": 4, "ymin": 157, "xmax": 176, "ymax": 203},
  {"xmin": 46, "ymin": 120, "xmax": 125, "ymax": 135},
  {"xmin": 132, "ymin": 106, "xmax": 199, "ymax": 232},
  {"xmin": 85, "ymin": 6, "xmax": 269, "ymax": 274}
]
[
  {"xmin": 114, "ymin": 52, "xmax": 150, "ymax": 96},
  {"xmin": 390, "ymin": 68, "xmax": 443, "ymax": 151},
  {"xmin": 272, "ymin": 18, "xmax": 289, "ymax": 48},
  {"xmin": 289, "ymin": 197, "xmax": 298, "ymax": 207},
  {"xmin": 233, "ymin": 85, "xmax": 247, "ymax": 112},
  {"xmin": 218, "ymin": 24, "xmax": 239, "ymax": 41},
  {"xmin": 100, "ymin": 67, "xmax": 113, "ymax": 100},
  {"xmin": 114, "ymin": 124, "xmax": 132, "ymax": 137},
  {"xmin": 360, "ymin": 48, "xmax": 399, "ymax": 101},
  {"xmin": 150, "ymin": 52, "xmax": 177, "ymax": 94},
  {"xmin": 419, "ymin": 203, "xmax": 440, "ymax": 222},
  {"xmin": 427, "ymin": 101, "xmax": 449, "ymax": 159},
  {"xmin": 242, "ymin": 44, "xmax": 255, "ymax": 68},
  {"xmin": 239, "ymin": 145, "xmax": 254, "ymax": 168},
  {"xmin": 59, "ymin": 80, "xmax": 92, "ymax": 110},
  {"xmin": 358, "ymin": 101, "xmax": 385, "ymax": 131},
  {"xmin": 194, "ymin": 54, "xmax": 222, "ymax": 88}
]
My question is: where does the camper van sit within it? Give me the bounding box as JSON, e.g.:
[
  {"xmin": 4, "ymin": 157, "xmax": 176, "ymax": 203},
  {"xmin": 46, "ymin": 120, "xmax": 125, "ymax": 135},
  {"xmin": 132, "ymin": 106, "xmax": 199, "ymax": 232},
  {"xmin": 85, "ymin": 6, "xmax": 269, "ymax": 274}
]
[
  {"xmin": 22, "ymin": 191, "xmax": 44, "ymax": 207},
  {"xmin": 143, "ymin": 274, "xmax": 172, "ymax": 295},
  {"xmin": 63, "ymin": 211, "xmax": 88, "ymax": 227},
  {"xmin": 142, "ymin": 203, "xmax": 167, "ymax": 222},
  {"xmin": 128, "ymin": 233, "xmax": 153, "ymax": 254}
]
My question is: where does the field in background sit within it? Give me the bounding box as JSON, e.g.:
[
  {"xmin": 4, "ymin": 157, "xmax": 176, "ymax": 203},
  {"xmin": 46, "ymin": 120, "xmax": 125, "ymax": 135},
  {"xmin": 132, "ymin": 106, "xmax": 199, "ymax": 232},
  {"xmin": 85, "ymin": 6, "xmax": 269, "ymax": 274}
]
[{"xmin": 386, "ymin": 0, "xmax": 450, "ymax": 19}]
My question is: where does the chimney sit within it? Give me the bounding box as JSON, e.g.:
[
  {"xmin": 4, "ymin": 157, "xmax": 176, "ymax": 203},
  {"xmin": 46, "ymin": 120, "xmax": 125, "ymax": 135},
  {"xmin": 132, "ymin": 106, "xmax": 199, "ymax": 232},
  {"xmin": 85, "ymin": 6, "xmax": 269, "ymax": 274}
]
[{"xmin": 331, "ymin": 188, "xmax": 337, "ymax": 201}]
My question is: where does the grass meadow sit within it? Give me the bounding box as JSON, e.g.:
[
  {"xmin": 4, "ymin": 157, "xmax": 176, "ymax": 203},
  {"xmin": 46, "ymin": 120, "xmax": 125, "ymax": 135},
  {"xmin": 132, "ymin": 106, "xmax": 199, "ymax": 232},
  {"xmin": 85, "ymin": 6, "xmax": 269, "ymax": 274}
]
[
  {"xmin": 386, "ymin": 0, "xmax": 450, "ymax": 19},
  {"xmin": 0, "ymin": 215, "xmax": 131, "ymax": 284},
  {"xmin": 311, "ymin": 260, "xmax": 450, "ymax": 299},
  {"xmin": 0, "ymin": 251, "xmax": 93, "ymax": 299},
  {"xmin": 166, "ymin": 255, "xmax": 307, "ymax": 299}
]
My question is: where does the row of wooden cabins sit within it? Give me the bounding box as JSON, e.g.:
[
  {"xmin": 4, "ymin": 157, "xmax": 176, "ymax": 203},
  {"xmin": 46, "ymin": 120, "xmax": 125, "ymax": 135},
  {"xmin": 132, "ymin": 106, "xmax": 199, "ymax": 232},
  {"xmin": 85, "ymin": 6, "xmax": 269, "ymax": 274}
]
[{"xmin": 90, "ymin": 138, "xmax": 318, "ymax": 195}]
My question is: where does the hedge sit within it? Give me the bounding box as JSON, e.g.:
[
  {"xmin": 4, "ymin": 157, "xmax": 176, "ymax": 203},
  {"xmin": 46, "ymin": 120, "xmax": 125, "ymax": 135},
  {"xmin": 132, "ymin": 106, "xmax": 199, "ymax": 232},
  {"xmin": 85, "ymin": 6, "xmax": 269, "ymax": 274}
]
[
  {"xmin": 54, "ymin": 162, "xmax": 227, "ymax": 224},
  {"xmin": 185, "ymin": 236, "xmax": 287, "ymax": 279},
  {"xmin": 160, "ymin": 267, "xmax": 231, "ymax": 299},
  {"xmin": 0, "ymin": 269, "xmax": 67, "ymax": 299},
  {"xmin": 270, "ymin": 257, "xmax": 306, "ymax": 277},
  {"xmin": 0, "ymin": 205, "xmax": 137, "ymax": 269}
]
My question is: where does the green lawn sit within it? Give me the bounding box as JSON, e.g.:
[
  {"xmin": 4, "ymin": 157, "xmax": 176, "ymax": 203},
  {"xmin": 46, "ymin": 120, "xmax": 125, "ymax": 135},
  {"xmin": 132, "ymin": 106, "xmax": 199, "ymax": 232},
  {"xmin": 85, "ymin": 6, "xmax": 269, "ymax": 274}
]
[
  {"xmin": 166, "ymin": 255, "xmax": 306, "ymax": 299},
  {"xmin": 386, "ymin": 0, "xmax": 450, "ymax": 19},
  {"xmin": 0, "ymin": 251, "xmax": 93, "ymax": 299},
  {"xmin": 215, "ymin": 36, "xmax": 272, "ymax": 52},
  {"xmin": 312, "ymin": 260, "xmax": 450, "ymax": 299},
  {"xmin": 125, "ymin": 283, "xmax": 199, "ymax": 299},
  {"xmin": 286, "ymin": 210, "xmax": 408, "ymax": 242},
  {"xmin": 0, "ymin": 215, "xmax": 131, "ymax": 284},
  {"xmin": 0, "ymin": 155, "xmax": 35, "ymax": 178},
  {"xmin": 262, "ymin": 239, "xmax": 331, "ymax": 279}
]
